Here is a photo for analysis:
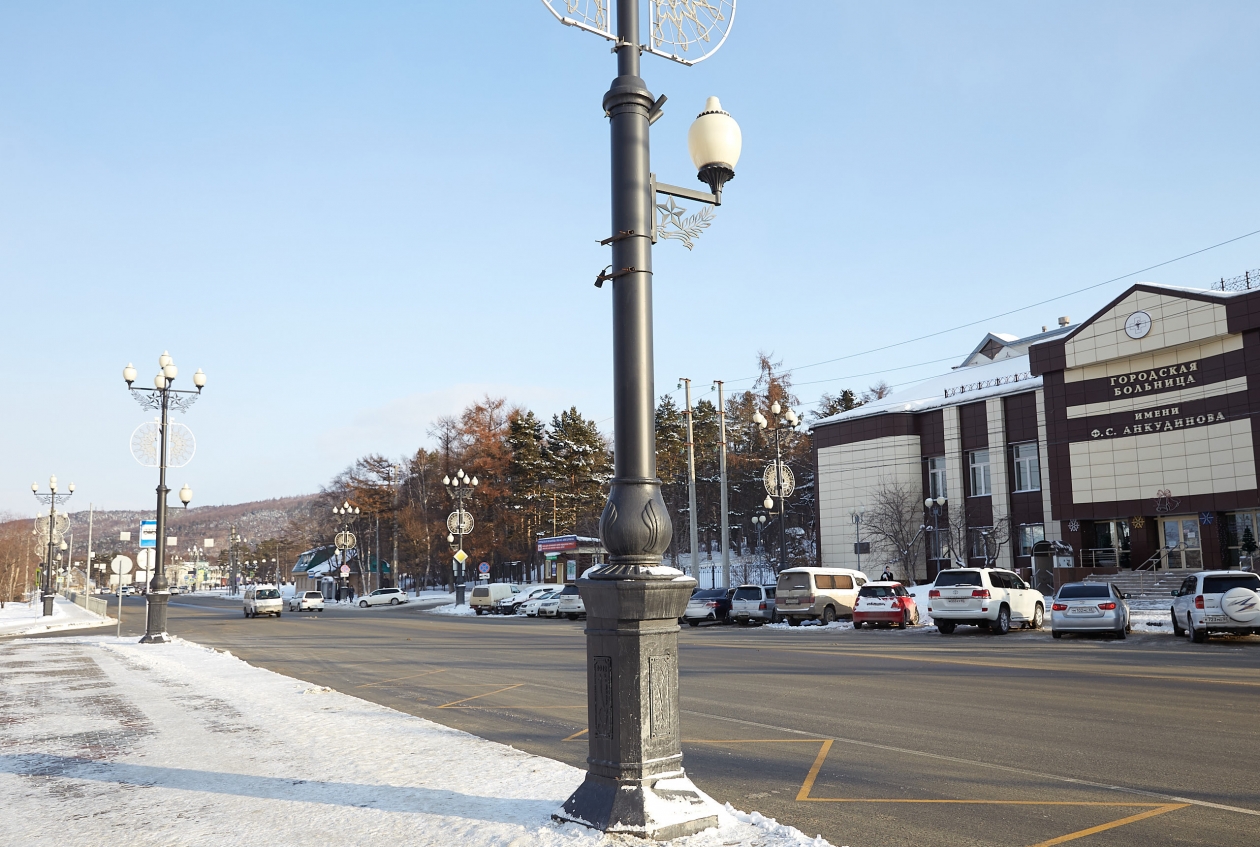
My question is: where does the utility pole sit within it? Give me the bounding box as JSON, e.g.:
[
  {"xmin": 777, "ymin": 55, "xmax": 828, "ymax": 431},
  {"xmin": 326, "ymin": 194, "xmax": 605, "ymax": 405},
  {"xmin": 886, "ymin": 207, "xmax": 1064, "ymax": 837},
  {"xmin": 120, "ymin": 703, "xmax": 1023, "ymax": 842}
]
[
  {"xmin": 86, "ymin": 505, "xmax": 94, "ymax": 594},
  {"xmin": 680, "ymin": 378, "xmax": 699, "ymax": 581},
  {"xmin": 715, "ymin": 380, "xmax": 730, "ymax": 589}
]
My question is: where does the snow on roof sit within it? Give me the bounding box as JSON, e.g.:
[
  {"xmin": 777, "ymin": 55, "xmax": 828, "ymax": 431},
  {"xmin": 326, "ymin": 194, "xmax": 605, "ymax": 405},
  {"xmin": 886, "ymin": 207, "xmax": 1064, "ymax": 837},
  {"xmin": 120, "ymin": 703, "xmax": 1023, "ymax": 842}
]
[{"xmin": 815, "ymin": 353, "xmax": 1039, "ymax": 426}]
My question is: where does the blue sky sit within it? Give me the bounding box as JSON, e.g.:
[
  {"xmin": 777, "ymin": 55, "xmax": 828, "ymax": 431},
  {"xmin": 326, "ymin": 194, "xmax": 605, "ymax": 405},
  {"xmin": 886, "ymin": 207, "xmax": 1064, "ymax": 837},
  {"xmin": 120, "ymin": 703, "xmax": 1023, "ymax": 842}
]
[{"xmin": 2, "ymin": 2, "xmax": 1259, "ymax": 514}]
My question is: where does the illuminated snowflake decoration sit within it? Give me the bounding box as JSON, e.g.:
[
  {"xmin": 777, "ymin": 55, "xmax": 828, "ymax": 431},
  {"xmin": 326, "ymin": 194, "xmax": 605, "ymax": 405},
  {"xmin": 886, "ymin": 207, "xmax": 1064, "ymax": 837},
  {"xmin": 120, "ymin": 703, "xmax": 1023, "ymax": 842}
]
[
  {"xmin": 1131, "ymin": 515, "xmax": 1145, "ymax": 529},
  {"xmin": 541, "ymin": 0, "xmax": 612, "ymax": 40},
  {"xmin": 1067, "ymin": 520, "xmax": 1080, "ymax": 533},
  {"xmin": 648, "ymin": 0, "xmax": 737, "ymax": 64},
  {"xmin": 130, "ymin": 420, "xmax": 197, "ymax": 469}
]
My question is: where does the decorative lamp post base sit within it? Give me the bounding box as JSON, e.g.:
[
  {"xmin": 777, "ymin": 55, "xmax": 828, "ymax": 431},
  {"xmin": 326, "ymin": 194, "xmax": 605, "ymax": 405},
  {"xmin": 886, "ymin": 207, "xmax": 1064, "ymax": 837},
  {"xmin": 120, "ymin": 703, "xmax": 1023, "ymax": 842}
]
[
  {"xmin": 41, "ymin": 593, "xmax": 55, "ymax": 617},
  {"xmin": 140, "ymin": 591, "xmax": 172, "ymax": 644},
  {"xmin": 555, "ymin": 571, "xmax": 719, "ymax": 840}
]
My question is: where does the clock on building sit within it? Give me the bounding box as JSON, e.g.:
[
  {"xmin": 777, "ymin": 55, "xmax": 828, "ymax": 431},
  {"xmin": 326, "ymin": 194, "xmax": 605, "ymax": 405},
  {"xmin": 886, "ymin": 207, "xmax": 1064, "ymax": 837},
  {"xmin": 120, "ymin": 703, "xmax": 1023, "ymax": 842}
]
[{"xmin": 1124, "ymin": 311, "xmax": 1152, "ymax": 339}]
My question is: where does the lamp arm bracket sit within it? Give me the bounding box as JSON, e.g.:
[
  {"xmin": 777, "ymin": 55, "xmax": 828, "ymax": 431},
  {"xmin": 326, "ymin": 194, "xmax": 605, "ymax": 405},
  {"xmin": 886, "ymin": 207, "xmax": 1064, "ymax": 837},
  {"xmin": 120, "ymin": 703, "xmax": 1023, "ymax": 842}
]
[
  {"xmin": 594, "ymin": 266, "xmax": 651, "ymax": 289},
  {"xmin": 653, "ymin": 181, "xmax": 718, "ymax": 205}
]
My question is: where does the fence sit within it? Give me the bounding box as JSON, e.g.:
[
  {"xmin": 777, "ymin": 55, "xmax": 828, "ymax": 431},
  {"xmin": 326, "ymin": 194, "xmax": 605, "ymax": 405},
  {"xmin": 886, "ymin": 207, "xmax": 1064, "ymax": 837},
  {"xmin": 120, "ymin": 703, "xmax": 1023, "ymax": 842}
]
[{"xmin": 63, "ymin": 590, "xmax": 113, "ymax": 619}]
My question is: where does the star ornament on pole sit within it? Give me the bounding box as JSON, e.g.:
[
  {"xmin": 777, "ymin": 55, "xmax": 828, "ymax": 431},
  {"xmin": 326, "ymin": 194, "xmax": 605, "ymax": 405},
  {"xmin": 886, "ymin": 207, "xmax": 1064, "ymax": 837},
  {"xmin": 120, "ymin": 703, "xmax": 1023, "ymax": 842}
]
[{"xmin": 542, "ymin": 0, "xmax": 742, "ymax": 838}]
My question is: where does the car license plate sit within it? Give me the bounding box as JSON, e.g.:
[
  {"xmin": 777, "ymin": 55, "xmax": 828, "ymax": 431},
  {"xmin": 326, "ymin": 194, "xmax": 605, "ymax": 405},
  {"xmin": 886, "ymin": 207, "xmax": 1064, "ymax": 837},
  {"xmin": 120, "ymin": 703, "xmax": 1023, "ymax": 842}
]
[
  {"xmin": 946, "ymin": 599, "xmax": 965, "ymax": 604},
  {"xmin": 1068, "ymin": 607, "xmax": 1096, "ymax": 615},
  {"xmin": 1204, "ymin": 615, "xmax": 1228, "ymax": 623}
]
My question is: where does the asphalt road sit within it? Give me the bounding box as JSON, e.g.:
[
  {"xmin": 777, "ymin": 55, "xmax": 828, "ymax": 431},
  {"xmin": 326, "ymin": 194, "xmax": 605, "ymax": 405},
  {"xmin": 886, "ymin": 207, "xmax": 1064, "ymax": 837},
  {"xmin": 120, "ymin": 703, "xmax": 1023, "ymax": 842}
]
[{"xmin": 57, "ymin": 595, "xmax": 1260, "ymax": 847}]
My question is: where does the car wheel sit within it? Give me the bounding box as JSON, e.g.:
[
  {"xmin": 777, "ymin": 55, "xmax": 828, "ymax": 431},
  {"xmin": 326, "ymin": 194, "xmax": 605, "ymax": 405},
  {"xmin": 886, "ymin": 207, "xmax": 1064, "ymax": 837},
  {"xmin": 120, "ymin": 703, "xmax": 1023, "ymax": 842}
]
[
  {"xmin": 1115, "ymin": 625, "xmax": 1125, "ymax": 639},
  {"xmin": 771, "ymin": 613, "xmax": 782, "ymax": 624},
  {"xmin": 359, "ymin": 600, "xmax": 369, "ymax": 608},
  {"xmin": 567, "ymin": 613, "xmax": 578, "ymax": 620},
  {"xmin": 276, "ymin": 612, "xmax": 281, "ymax": 618},
  {"xmin": 1051, "ymin": 630, "xmax": 1062, "ymax": 638},
  {"xmin": 1190, "ymin": 617, "xmax": 1208, "ymax": 643},
  {"xmin": 937, "ymin": 621, "xmax": 956, "ymax": 634},
  {"xmin": 897, "ymin": 610, "xmax": 909, "ymax": 630},
  {"xmin": 1171, "ymin": 609, "xmax": 1184, "ymax": 636},
  {"xmin": 243, "ymin": 609, "xmax": 249, "ymax": 617},
  {"xmin": 1030, "ymin": 604, "xmax": 1044, "ymax": 630},
  {"xmin": 787, "ymin": 617, "xmax": 801, "ymax": 627},
  {"xmin": 688, "ymin": 620, "xmax": 700, "ymax": 627},
  {"xmin": 992, "ymin": 606, "xmax": 1011, "ymax": 635},
  {"xmin": 390, "ymin": 598, "xmax": 400, "ymax": 605},
  {"xmin": 820, "ymin": 605, "xmax": 836, "ymax": 625}
]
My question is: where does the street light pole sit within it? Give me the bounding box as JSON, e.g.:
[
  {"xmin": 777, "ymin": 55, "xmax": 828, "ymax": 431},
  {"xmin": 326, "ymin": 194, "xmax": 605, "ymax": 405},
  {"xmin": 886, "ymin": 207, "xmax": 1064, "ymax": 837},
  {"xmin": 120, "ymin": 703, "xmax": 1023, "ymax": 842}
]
[
  {"xmin": 123, "ymin": 353, "xmax": 204, "ymax": 643},
  {"xmin": 753, "ymin": 402, "xmax": 799, "ymax": 572},
  {"xmin": 558, "ymin": 1, "xmax": 742, "ymax": 837},
  {"xmin": 715, "ymin": 380, "xmax": 730, "ymax": 589},
  {"xmin": 443, "ymin": 469, "xmax": 478, "ymax": 606},
  {"xmin": 31, "ymin": 475, "xmax": 74, "ymax": 617},
  {"xmin": 925, "ymin": 497, "xmax": 947, "ymax": 576}
]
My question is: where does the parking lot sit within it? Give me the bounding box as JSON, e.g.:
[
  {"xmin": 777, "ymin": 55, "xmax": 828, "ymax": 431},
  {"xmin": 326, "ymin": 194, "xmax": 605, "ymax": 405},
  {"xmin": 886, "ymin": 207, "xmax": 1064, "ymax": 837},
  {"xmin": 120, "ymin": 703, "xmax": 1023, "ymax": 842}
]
[{"xmin": 72, "ymin": 591, "xmax": 1260, "ymax": 847}]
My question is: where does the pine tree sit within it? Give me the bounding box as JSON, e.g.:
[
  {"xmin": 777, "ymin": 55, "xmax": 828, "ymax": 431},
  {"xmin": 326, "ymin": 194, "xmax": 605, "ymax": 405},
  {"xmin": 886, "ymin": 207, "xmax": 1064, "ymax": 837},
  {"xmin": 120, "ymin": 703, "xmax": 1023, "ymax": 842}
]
[
  {"xmin": 547, "ymin": 407, "xmax": 612, "ymax": 537},
  {"xmin": 655, "ymin": 395, "xmax": 688, "ymax": 566}
]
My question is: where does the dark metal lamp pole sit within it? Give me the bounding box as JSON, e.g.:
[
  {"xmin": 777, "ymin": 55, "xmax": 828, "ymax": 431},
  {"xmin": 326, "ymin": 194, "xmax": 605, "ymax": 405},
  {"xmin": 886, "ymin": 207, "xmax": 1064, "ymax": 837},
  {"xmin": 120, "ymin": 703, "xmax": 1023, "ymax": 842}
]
[
  {"xmin": 123, "ymin": 353, "xmax": 205, "ymax": 644},
  {"xmin": 31, "ymin": 476, "xmax": 74, "ymax": 617},
  {"xmin": 443, "ymin": 469, "xmax": 478, "ymax": 606},
  {"xmin": 753, "ymin": 402, "xmax": 800, "ymax": 571}
]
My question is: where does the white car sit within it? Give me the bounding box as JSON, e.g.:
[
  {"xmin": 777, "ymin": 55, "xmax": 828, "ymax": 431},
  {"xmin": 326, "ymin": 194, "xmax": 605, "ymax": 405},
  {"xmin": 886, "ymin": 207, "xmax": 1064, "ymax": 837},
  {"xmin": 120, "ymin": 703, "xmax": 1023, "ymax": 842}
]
[
  {"xmin": 537, "ymin": 593, "xmax": 562, "ymax": 618},
  {"xmin": 519, "ymin": 590, "xmax": 559, "ymax": 617},
  {"xmin": 504, "ymin": 586, "xmax": 552, "ymax": 615},
  {"xmin": 289, "ymin": 590, "xmax": 326, "ymax": 612},
  {"xmin": 243, "ymin": 585, "xmax": 283, "ymax": 618},
  {"xmin": 358, "ymin": 587, "xmax": 409, "ymax": 608},
  {"xmin": 927, "ymin": 568, "xmax": 1045, "ymax": 635},
  {"xmin": 556, "ymin": 584, "xmax": 586, "ymax": 619},
  {"xmin": 1171, "ymin": 570, "xmax": 1260, "ymax": 642}
]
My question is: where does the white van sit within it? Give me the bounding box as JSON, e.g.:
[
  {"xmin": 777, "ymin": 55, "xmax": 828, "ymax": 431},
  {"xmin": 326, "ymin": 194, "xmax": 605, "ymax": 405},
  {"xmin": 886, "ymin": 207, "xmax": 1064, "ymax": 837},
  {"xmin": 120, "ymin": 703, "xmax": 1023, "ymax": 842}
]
[
  {"xmin": 244, "ymin": 585, "xmax": 283, "ymax": 618},
  {"xmin": 470, "ymin": 583, "xmax": 517, "ymax": 615},
  {"xmin": 775, "ymin": 568, "xmax": 868, "ymax": 625}
]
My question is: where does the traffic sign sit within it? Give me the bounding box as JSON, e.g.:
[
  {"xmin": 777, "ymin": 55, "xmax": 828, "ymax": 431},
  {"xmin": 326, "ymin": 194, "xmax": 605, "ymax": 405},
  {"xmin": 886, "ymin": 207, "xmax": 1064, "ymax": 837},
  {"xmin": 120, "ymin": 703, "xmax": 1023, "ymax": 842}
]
[
  {"xmin": 478, "ymin": 562, "xmax": 490, "ymax": 575},
  {"xmin": 453, "ymin": 549, "xmax": 469, "ymax": 565},
  {"xmin": 136, "ymin": 549, "xmax": 155, "ymax": 571},
  {"xmin": 339, "ymin": 564, "xmax": 350, "ymax": 577},
  {"xmin": 109, "ymin": 555, "xmax": 133, "ymax": 575},
  {"xmin": 139, "ymin": 520, "xmax": 157, "ymax": 548}
]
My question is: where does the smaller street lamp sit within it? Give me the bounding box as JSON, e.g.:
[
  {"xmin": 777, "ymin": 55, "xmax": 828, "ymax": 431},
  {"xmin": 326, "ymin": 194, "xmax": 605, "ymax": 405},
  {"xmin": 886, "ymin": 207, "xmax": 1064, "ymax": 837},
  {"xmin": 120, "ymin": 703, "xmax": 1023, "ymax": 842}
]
[
  {"xmin": 333, "ymin": 502, "xmax": 361, "ymax": 599},
  {"xmin": 32, "ymin": 475, "xmax": 74, "ymax": 617},
  {"xmin": 443, "ymin": 469, "xmax": 479, "ymax": 606},
  {"xmin": 753, "ymin": 401, "xmax": 800, "ymax": 571},
  {"xmin": 925, "ymin": 497, "xmax": 948, "ymax": 573}
]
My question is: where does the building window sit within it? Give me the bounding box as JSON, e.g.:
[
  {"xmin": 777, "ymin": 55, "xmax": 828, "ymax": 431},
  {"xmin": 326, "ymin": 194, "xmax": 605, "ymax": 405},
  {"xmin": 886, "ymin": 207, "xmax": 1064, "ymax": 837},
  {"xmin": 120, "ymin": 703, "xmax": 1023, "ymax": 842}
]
[
  {"xmin": 968, "ymin": 450, "xmax": 991, "ymax": 496},
  {"xmin": 1017, "ymin": 524, "xmax": 1045, "ymax": 557},
  {"xmin": 927, "ymin": 457, "xmax": 947, "ymax": 500},
  {"xmin": 1012, "ymin": 442, "xmax": 1040, "ymax": 492},
  {"xmin": 968, "ymin": 526, "xmax": 994, "ymax": 561}
]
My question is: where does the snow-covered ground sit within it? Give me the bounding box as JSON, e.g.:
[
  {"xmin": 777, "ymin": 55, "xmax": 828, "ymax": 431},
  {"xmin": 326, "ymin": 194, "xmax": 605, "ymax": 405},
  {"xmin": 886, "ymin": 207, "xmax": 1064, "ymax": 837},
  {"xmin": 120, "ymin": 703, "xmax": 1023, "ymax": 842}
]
[
  {"xmin": 0, "ymin": 594, "xmax": 110, "ymax": 637},
  {"xmin": 0, "ymin": 635, "xmax": 836, "ymax": 847}
]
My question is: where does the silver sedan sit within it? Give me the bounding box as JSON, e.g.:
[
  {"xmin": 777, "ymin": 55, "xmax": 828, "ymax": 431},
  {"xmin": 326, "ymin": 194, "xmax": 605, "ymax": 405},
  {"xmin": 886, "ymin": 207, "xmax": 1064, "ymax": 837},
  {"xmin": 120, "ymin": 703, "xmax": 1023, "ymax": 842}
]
[{"xmin": 1050, "ymin": 582, "xmax": 1130, "ymax": 638}]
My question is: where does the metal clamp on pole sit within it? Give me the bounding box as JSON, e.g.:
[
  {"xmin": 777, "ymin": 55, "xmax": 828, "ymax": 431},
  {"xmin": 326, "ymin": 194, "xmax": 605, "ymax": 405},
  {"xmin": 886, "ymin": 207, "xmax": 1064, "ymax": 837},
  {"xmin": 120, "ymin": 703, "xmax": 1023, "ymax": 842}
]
[{"xmin": 593, "ymin": 266, "xmax": 650, "ymax": 288}]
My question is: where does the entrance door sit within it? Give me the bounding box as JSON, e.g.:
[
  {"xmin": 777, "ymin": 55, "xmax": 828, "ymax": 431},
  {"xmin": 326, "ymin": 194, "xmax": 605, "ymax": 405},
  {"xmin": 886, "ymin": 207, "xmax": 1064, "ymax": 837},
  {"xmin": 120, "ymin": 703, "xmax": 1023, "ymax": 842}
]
[{"xmin": 1161, "ymin": 518, "xmax": 1203, "ymax": 570}]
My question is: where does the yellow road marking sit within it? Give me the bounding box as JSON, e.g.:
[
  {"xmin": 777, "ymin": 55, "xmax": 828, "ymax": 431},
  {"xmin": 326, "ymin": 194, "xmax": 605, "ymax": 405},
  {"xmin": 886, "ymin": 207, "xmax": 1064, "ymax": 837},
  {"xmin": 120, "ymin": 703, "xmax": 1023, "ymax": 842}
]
[
  {"xmin": 437, "ymin": 684, "xmax": 523, "ymax": 708},
  {"xmin": 354, "ymin": 668, "xmax": 447, "ymax": 688},
  {"xmin": 563, "ymin": 728, "xmax": 588, "ymax": 741},
  {"xmin": 1027, "ymin": 803, "xmax": 1188, "ymax": 847},
  {"xmin": 796, "ymin": 739, "xmax": 832, "ymax": 801}
]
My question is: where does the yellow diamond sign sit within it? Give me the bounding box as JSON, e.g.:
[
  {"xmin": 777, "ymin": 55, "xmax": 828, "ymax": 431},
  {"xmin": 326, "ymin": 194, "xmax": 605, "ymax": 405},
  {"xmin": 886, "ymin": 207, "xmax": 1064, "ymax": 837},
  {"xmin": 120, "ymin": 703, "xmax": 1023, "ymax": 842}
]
[{"xmin": 453, "ymin": 549, "xmax": 469, "ymax": 564}]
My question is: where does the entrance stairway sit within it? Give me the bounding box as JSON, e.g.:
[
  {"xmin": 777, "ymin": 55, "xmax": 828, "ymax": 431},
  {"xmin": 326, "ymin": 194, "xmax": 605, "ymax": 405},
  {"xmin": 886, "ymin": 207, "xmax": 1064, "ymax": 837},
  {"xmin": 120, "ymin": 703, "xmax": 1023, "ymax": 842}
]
[{"xmin": 1082, "ymin": 569, "xmax": 1193, "ymax": 601}]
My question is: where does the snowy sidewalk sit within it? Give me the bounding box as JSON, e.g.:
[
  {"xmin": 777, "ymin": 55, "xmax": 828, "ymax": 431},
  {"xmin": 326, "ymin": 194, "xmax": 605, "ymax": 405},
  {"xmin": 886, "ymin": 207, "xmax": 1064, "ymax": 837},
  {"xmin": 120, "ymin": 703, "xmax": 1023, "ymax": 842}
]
[
  {"xmin": 0, "ymin": 595, "xmax": 111, "ymax": 637},
  {"xmin": 0, "ymin": 636, "xmax": 833, "ymax": 847}
]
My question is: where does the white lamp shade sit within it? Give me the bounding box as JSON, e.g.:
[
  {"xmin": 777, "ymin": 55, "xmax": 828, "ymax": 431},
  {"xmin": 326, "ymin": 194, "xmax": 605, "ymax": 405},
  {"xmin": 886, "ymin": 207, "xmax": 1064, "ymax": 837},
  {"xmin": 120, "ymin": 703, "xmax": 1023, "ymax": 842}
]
[
  {"xmin": 442, "ymin": 475, "xmax": 450, "ymax": 485},
  {"xmin": 123, "ymin": 364, "xmax": 137, "ymax": 384},
  {"xmin": 687, "ymin": 96, "xmax": 742, "ymax": 170},
  {"xmin": 770, "ymin": 401, "xmax": 781, "ymax": 415},
  {"xmin": 159, "ymin": 351, "xmax": 172, "ymax": 367},
  {"xmin": 179, "ymin": 483, "xmax": 193, "ymax": 504},
  {"xmin": 471, "ymin": 476, "xmax": 479, "ymax": 486},
  {"xmin": 31, "ymin": 482, "xmax": 38, "ymax": 491},
  {"xmin": 936, "ymin": 497, "xmax": 947, "ymax": 507},
  {"xmin": 68, "ymin": 483, "xmax": 75, "ymax": 493},
  {"xmin": 193, "ymin": 369, "xmax": 206, "ymax": 388},
  {"xmin": 49, "ymin": 475, "xmax": 57, "ymax": 491},
  {"xmin": 163, "ymin": 363, "xmax": 178, "ymax": 380},
  {"xmin": 925, "ymin": 498, "xmax": 934, "ymax": 508},
  {"xmin": 154, "ymin": 374, "xmax": 166, "ymax": 389},
  {"xmin": 763, "ymin": 496, "xmax": 774, "ymax": 509}
]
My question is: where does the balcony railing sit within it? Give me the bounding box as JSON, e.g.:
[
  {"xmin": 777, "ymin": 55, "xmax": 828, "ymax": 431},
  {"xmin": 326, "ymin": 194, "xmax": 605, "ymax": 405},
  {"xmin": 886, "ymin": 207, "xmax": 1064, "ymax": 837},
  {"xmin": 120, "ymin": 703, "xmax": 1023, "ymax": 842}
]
[{"xmin": 1080, "ymin": 547, "xmax": 1131, "ymax": 569}]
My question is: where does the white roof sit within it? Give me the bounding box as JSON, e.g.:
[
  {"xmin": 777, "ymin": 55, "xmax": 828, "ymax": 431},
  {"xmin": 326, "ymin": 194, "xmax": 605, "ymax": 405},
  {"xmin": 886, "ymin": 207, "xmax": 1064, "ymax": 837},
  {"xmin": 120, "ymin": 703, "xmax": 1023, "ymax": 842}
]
[{"xmin": 815, "ymin": 353, "xmax": 1039, "ymax": 425}]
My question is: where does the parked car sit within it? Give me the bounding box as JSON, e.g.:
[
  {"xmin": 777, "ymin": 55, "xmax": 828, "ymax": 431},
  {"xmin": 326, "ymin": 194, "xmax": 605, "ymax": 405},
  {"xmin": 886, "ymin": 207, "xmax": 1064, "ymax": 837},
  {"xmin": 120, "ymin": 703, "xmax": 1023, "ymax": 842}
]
[
  {"xmin": 683, "ymin": 588, "xmax": 735, "ymax": 626},
  {"xmin": 1170, "ymin": 570, "xmax": 1260, "ymax": 642},
  {"xmin": 358, "ymin": 587, "xmax": 409, "ymax": 608},
  {"xmin": 729, "ymin": 584, "xmax": 776, "ymax": 624},
  {"xmin": 537, "ymin": 593, "xmax": 563, "ymax": 618},
  {"xmin": 289, "ymin": 590, "xmax": 326, "ymax": 612},
  {"xmin": 1050, "ymin": 582, "xmax": 1129, "ymax": 638},
  {"xmin": 118, "ymin": 585, "xmax": 135, "ymax": 595},
  {"xmin": 470, "ymin": 583, "xmax": 517, "ymax": 615},
  {"xmin": 498, "ymin": 586, "xmax": 548, "ymax": 614},
  {"xmin": 853, "ymin": 581, "xmax": 920, "ymax": 629},
  {"xmin": 556, "ymin": 584, "xmax": 586, "ymax": 620},
  {"xmin": 243, "ymin": 585, "xmax": 283, "ymax": 618},
  {"xmin": 927, "ymin": 568, "xmax": 1044, "ymax": 634},
  {"xmin": 775, "ymin": 567, "xmax": 868, "ymax": 626},
  {"xmin": 519, "ymin": 590, "xmax": 560, "ymax": 617}
]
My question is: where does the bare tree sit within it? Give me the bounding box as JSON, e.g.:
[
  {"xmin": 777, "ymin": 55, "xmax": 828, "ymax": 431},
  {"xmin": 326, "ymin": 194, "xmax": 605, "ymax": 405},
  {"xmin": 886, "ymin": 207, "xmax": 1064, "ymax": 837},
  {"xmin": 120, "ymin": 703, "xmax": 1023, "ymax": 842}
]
[
  {"xmin": 938, "ymin": 505, "xmax": 1012, "ymax": 569},
  {"xmin": 861, "ymin": 482, "xmax": 925, "ymax": 583}
]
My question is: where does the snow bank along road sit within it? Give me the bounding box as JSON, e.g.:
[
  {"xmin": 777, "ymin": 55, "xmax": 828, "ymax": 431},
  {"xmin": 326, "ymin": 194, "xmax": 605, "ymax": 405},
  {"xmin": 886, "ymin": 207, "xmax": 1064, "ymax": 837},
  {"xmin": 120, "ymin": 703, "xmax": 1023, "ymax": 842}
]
[{"xmin": 48, "ymin": 594, "xmax": 1260, "ymax": 847}]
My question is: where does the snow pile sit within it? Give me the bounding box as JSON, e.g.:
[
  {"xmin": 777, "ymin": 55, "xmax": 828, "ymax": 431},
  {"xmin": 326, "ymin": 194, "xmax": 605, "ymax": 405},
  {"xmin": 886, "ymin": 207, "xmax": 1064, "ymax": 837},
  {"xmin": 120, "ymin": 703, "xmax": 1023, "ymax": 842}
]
[
  {"xmin": 763, "ymin": 619, "xmax": 855, "ymax": 633},
  {"xmin": 0, "ymin": 595, "xmax": 109, "ymax": 637},
  {"xmin": 1129, "ymin": 610, "xmax": 1172, "ymax": 633},
  {"xmin": 0, "ymin": 635, "xmax": 838, "ymax": 847},
  {"xmin": 426, "ymin": 603, "xmax": 478, "ymax": 616}
]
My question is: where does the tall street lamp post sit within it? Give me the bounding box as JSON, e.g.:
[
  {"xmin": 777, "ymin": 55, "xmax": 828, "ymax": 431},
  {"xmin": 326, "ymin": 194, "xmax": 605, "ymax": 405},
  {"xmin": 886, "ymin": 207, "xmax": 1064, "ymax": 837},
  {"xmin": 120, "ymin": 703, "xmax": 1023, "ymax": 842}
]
[
  {"xmin": 334, "ymin": 502, "xmax": 360, "ymax": 598},
  {"xmin": 443, "ymin": 469, "xmax": 478, "ymax": 606},
  {"xmin": 31, "ymin": 476, "xmax": 74, "ymax": 617},
  {"xmin": 751, "ymin": 513, "xmax": 767, "ymax": 572},
  {"xmin": 227, "ymin": 525, "xmax": 246, "ymax": 595},
  {"xmin": 753, "ymin": 401, "xmax": 800, "ymax": 571},
  {"xmin": 123, "ymin": 352, "xmax": 203, "ymax": 644},
  {"xmin": 548, "ymin": 0, "xmax": 743, "ymax": 838}
]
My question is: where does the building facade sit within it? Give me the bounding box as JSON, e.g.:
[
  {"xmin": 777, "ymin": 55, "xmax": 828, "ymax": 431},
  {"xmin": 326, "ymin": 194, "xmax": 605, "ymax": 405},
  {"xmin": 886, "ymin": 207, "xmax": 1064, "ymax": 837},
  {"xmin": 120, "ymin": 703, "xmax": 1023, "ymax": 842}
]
[{"xmin": 813, "ymin": 281, "xmax": 1260, "ymax": 585}]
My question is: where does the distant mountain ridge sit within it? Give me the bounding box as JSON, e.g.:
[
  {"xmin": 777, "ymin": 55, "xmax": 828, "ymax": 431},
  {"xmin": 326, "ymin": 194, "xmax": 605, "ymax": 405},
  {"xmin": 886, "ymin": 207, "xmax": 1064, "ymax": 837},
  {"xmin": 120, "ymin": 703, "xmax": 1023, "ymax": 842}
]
[{"xmin": 13, "ymin": 495, "xmax": 318, "ymax": 555}]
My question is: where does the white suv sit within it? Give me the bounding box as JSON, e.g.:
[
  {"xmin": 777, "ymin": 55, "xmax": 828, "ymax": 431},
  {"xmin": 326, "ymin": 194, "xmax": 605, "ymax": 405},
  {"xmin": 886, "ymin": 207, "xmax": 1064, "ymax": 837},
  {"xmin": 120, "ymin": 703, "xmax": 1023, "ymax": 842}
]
[
  {"xmin": 359, "ymin": 587, "xmax": 409, "ymax": 608},
  {"xmin": 244, "ymin": 585, "xmax": 283, "ymax": 618},
  {"xmin": 1170, "ymin": 570, "xmax": 1260, "ymax": 642},
  {"xmin": 927, "ymin": 568, "xmax": 1044, "ymax": 635},
  {"xmin": 288, "ymin": 590, "xmax": 325, "ymax": 612}
]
